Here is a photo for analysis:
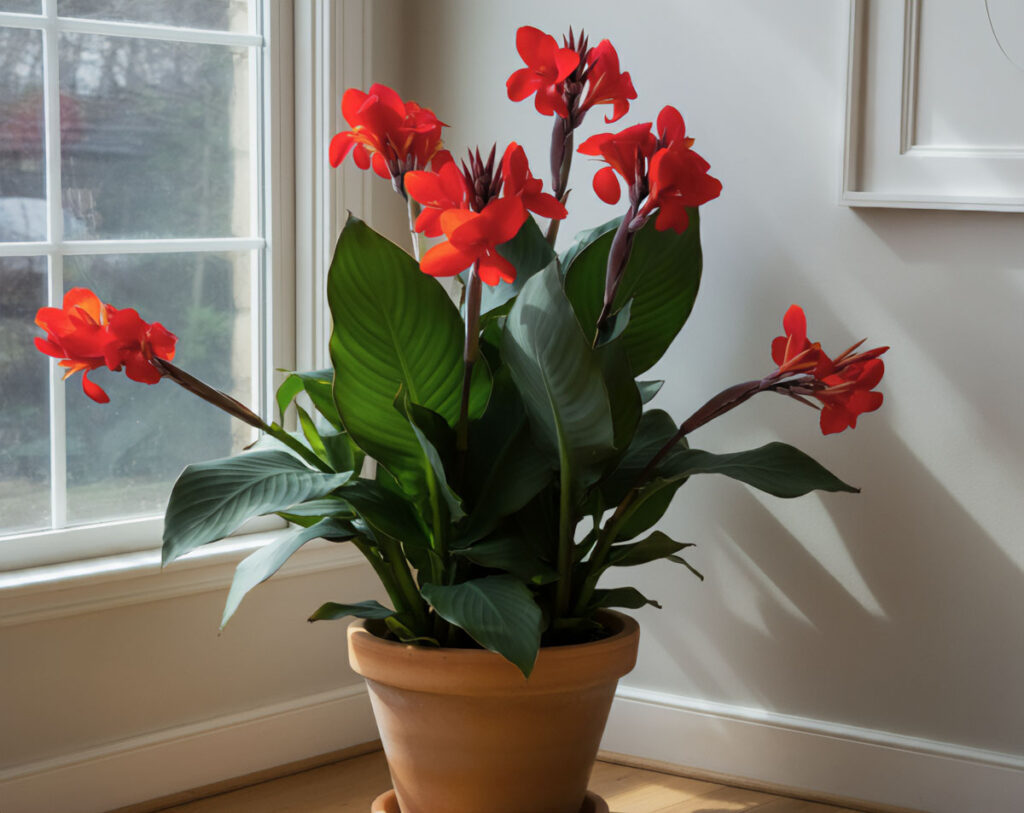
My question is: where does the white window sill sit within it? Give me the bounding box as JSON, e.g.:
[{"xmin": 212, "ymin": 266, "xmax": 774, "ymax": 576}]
[{"xmin": 0, "ymin": 527, "xmax": 367, "ymax": 628}]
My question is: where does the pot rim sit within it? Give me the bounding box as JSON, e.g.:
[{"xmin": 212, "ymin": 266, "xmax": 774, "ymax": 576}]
[{"xmin": 348, "ymin": 610, "xmax": 640, "ymax": 696}]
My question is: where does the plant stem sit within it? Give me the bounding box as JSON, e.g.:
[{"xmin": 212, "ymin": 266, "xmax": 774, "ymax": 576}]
[
  {"xmin": 153, "ymin": 357, "xmax": 332, "ymax": 473},
  {"xmin": 407, "ymin": 197, "xmax": 425, "ymax": 261},
  {"xmin": 546, "ymin": 119, "xmax": 574, "ymax": 247},
  {"xmin": 456, "ymin": 262, "xmax": 482, "ymax": 456},
  {"xmin": 593, "ymin": 207, "xmax": 637, "ymax": 343},
  {"xmin": 381, "ymin": 536, "xmax": 431, "ymax": 631},
  {"xmin": 554, "ymin": 454, "xmax": 574, "ymax": 618}
]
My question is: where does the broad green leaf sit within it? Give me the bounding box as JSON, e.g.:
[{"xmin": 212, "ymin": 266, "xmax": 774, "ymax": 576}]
[
  {"xmin": 308, "ymin": 600, "xmax": 394, "ymax": 622},
  {"xmin": 564, "ymin": 210, "xmax": 703, "ymax": 374},
  {"xmin": 297, "ymin": 406, "xmax": 328, "ymax": 461},
  {"xmin": 596, "ymin": 299, "xmax": 632, "ymax": 347},
  {"xmin": 276, "ymin": 496, "xmax": 355, "ymax": 527},
  {"xmin": 502, "ymin": 263, "xmax": 615, "ymax": 488},
  {"xmin": 590, "ymin": 586, "xmax": 662, "ymax": 610},
  {"xmin": 422, "ymin": 575, "xmax": 543, "ymax": 676},
  {"xmin": 163, "ymin": 451, "xmax": 352, "ymax": 565},
  {"xmin": 466, "ymin": 216, "xmax": 555, "ymax": 317},
  {"xmin": 328, "ymin": 215, "xmax": 490, "ymax": 496},
  {"xmin": 614, "ymin": 480, "xmax": 681, "ymax": 541},
  {"xmin": 661, "ymin": 442, "xmax": 859, "ymax": 498},
  {"xmin": 222, "ymin": 517, "xmax": 356, "ymax": 627},
  {"xmin": 459, "ymin": 369, "xmax": 553, "ymax": 545},
  {"xmin": 455, "ymin": 536, "xmax": 559, "ymax": 584},
  {"xmin": 608, "ymin": 531, "xmax": 695, "ymax": 567}
]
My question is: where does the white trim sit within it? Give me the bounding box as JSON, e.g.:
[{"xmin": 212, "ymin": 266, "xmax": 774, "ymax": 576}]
[
  {"xmin": 0, "ymin": 11, "xmax": 263, "ymax": 47},
  {"xmin": 603, "ymin": 686, "xmax": 1024, "ymax": 813},
  {"xmin": 897, "ymin": 0, "xmax": 920, "ymax": 155},
  {"xmin": 0, "ymin": 531, "xmax": 368, "ymax": 627},
  {"xmin": 293, "ymin": 0, "xmax": 372, "ymax": 372},
  {"xmin": 840, "ymin": 189, "xmax": 1024, "ymax": 212},
  {"xmin": 0, "ymin": 684, "xmax": 377, "ymax": 813},
  {"xmin": 0, "ymin": 238, "xmax": 265, "ymax": 257}
]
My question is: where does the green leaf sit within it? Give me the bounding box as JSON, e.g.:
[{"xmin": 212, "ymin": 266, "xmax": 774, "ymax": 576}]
[
  {"xmin": 564, "ymin": 210, "xmax": 703, "ymax": 374},
  {"xmin": 222, "ymin": 518, "xmax": 356, "ymax": 627},
  {"xmin": 600, "ymin": 410, "xmax": 685, "ymax": 507},
  {"xmin": 328, "ymin": 215, "xmax": 491, "ymax": 496},
  {"xmin": 597, "ymin": 340, "xmax": 642, "ymax": 453},
  {"xmin": 466, "ymin": 216, "xmax": 555, "ymax": 317},
  {"xmin": 608, "ymin": 531, "xmax": 695, "ymax": 567},
  {"xmin": 662, "ymin": 442, "xmax": 859, "ymax": 498},
  {"xmin": 637, "ymin": 380, "xmax": 664, "ymax": 404},
  {"xmin": 614, "ymin": 480, "xmax": 681, "ymax": 541},
  {"xmin": 396, "ymin": 395, "xmax": 464, "ymax": 522},
  {"xmin": 591, "ymin": 586, "xmax": 662, "ymax": 610},
  {"xmin": 296, "ymin": 406, "xmax": 328, "ymax": 461},
  {"xmin": 421, "ymin": 575, "xmax": 543, "ymax": 676},
  {"xmin": 277, "ymin": 368, "xmax": 341, "ymax": 429},
  {"xmin": 308, "ymin": 600, "xmax": 394, "ymax": 622},
  {"xmin": 338, "ymin": 479, "xmax": 429, "ymax": 548},
  {"xmin": 595, "ymin": 299, "xmax": 632, "ymax": 347},
  {"xmin": 162, "ymin": 451, "xmax": 352, "ymax": 565},
  {"xmin": 455, "ymin": 536, "xmax": 559, "ymax": 584},
  {"xmin": 501, "ymin": 263, "xmax": 615, "ymax": 488},
  {"xmin": 459, "ymin": 369, "xmax": 553, "ymax": 545},
  {"xmin": 558, "ymin": 217, "xmax": 621, "ymax": 274}
]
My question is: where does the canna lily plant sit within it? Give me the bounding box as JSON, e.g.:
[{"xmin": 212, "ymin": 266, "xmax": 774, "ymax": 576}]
[{"xmin": 35, "ymin": 26, "xmax": 888, "ymax": 676}]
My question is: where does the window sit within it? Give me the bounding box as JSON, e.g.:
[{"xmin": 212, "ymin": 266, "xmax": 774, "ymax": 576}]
[{"xmin": 0, "ymin": 0, "xmax": 286, "ymax": 568}]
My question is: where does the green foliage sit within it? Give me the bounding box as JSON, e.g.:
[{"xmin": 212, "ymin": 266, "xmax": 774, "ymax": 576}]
[
  {"xmin": 159, "ymin": 213, "xmax": 866, "ymax": 675},
  {"xmin": 564, "ymin": 211, "xmax": 703, "ymax": 373}
]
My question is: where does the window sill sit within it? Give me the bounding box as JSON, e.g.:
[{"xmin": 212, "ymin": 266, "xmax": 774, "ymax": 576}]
[{"xmin": 0, "ymin": 528, "xmax": 367, "ymax": 628}]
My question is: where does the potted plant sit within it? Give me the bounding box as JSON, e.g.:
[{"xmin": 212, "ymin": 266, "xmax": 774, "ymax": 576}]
[{"xmin": 34, "ymin": 24, "xmax": 888, "ymax": 813}]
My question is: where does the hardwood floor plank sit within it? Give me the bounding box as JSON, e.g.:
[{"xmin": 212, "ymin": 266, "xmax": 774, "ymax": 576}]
[{"xmin": 150, "ymin": 751, "xmax": 871, "ymax": 813}]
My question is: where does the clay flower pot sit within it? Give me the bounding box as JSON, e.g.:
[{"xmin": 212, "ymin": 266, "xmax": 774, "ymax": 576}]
[{"xmin": 348, "ymin": 611, "xmax": 640, "ymax": 813}]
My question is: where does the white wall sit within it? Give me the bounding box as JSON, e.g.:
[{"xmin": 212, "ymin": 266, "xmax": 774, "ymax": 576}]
[
  {"xmin": 3, "ymin": 4, "xmax": 1022, "ymax": 813},
  {"xmin": 389, "ymin": 2, "xmax": 1024, "ymax": 811}
]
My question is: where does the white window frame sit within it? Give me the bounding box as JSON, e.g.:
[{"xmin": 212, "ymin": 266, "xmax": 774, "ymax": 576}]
[{"xmin": 0, "ymin": 0, "xmax": 358, "ymax": 573}]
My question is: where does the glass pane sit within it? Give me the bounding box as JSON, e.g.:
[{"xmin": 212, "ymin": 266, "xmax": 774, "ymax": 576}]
[
  {"xmin": 59, "ymin": 34, "xmax": 252, "ymax": 239},
  {"xmin": 58, "ymin": 0, "xmax": 251, "ymax": 32},
  {"xmin": 0, "ymin": 1, "xmax": 41, "ymax": 13},
  {"xmin": 64, "ymin": 251, "xmax": 256, "ymax": 525},
  {"xmin": 0, "ymin": 27, "xmax": 46, "ymax": 242},
  {"xmin": 0, "ymin": 256, "xmax": 51, "ymax": 535}
]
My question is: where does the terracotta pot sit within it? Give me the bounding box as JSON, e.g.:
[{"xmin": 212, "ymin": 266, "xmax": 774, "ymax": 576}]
[{"xmin": 348, "ymin": 611, "xmax": 639, "ymax": 813}]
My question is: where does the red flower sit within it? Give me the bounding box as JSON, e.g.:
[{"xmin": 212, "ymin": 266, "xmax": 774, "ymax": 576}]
[
  {"xmin": 500, "ymin": 142, "xmax": 567, "ymax": 220},
  {"xmin": 579, "ymin": 39, "xmax": 636, "ymax": 124},
  {"xmin": 419, "ymin": 197, "xmax": 527, "ymax": 286},
  {"xmin": 329, "ymin": 84, "xmax": 447, "ymax": 180},
  {"xmin": 506, "ymin": 26, "xmax": 580, "ymax": 119},
  {"xmin": 405, "ymin": 160, "xmax": 470, "ymax": 238},
  {"xmin": 771, "ymin": 305, "xmax": 888, "ymax": 434},
  {"xmin": 577, "ymin": 122, "xmax": 657, "ymax": 204},
  {"xmin": 34, "ymin": 288, "xmax": 177, "ymax": 404},
  {"xmin": 638, "ymin": 106, "xmax": 722, "ymax": 233}
]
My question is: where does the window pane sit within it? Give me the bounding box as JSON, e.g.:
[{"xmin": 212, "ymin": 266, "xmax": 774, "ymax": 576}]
[
  {"xmin": 64, "ymin": 251, "xmax": 255, "ymax": 525},
  {"xmin": 57, "ymin": 0, "xmax": 251, "ymax": 32},
  {"xmin": 0, "ymin": 1, "xmax": 41, "ymax": 13},
  {"xmin": 0, "ymin": 27, "xmax": 46, "ymax": 242},
  {"xmin": 59, "ymin": 34, "xmax": 252, "ymax": 239},
  {"xmin": 0, "ymin": 256, "xmax": 51, "ymax": 534}
]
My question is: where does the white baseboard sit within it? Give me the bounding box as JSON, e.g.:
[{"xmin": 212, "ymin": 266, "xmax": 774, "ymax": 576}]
[
  {"xmin": 602, "ymin": 686, "xmax": 1024, "ymax": 813},
  {"xmin": 0, "ymin": 684, "xmax": 377, "ymax": 813}
]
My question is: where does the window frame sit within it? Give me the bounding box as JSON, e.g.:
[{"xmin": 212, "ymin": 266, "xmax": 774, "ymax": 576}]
[{"xmin": 0, "ymin": 0, "xmax": 313, "ymax": 571}]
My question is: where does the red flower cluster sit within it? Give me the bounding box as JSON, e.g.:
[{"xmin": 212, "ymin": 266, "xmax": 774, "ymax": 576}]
[
  {"xmin": 35, "ymin": 288, "xmax": 177, "ymax": 404},
  {"xmin": 578, "ymin": 105, "xmax": 721, "ymax": 234},
  {"xmin": 329, "ymin": 84, "xmax": 448, "ymax": 182},
  {"xmin": 772, "ymin": 305, "xmax": 888, "ymax": 435},
  {"xmin": 506, "ymin": 26, "xmax": 636, "ymax": 124},
  {"xmin": 405, "ymin": 144, "xmax": 565, "ymax": 285}
]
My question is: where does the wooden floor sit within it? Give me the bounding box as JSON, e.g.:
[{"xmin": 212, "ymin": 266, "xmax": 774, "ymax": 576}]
[{"xmin": 157, "ymin": 751, "xmax": 867, "ymax": 813}]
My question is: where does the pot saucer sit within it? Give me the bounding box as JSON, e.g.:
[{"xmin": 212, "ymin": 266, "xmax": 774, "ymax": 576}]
[{"xmin": 371, "ymin": 789, "xmax": 610, "ymax": 813}]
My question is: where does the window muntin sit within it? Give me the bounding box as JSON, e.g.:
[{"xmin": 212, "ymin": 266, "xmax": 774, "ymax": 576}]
[{"xmin": 0, "ymin": 1, "xmax": 269, "ymax": 554}]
